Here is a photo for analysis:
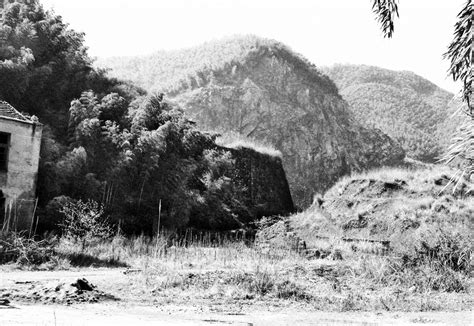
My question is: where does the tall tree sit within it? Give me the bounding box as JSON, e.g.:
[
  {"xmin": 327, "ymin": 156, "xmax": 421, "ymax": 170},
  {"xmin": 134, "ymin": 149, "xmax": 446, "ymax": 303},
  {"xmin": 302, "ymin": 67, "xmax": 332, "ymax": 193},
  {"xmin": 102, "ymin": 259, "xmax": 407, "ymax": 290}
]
[{"xmin": 0, "ymin": 0, "xmax": 116, "ymax": 137}]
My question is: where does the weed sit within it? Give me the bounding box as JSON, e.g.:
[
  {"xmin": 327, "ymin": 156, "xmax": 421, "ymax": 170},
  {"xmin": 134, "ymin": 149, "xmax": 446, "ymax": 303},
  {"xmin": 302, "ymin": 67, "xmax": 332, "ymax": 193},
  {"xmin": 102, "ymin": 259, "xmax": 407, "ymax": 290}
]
[{"xmin": 0, "ymin": 232, "xmax": 57, "ymax": 265}]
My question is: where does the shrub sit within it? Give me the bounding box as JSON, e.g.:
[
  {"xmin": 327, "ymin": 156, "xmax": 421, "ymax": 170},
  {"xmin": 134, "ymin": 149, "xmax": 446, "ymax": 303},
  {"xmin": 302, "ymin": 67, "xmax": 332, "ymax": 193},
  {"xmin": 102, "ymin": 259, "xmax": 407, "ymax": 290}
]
[
  {"xmin": 0, "ymin": 232, "xmax": 57, "ymax": 265},
  {"xmin": 400, "ymin": 226, "xmax": 472, "ymax": 273},
  {"xmin": 39, "ymin": 196, "xmax": 72, "ymax": 233},
  {"xmin": 60, "ymin": 199, "xmax": 113, "ymax": 251}
]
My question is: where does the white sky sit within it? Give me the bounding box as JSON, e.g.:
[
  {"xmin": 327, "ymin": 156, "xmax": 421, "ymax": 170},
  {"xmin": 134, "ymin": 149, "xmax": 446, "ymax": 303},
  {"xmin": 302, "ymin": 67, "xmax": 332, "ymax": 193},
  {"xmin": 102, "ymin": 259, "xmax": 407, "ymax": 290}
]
[{"xmin": 40, "ymin": 0, "xmax": 464, "ymax": 93}]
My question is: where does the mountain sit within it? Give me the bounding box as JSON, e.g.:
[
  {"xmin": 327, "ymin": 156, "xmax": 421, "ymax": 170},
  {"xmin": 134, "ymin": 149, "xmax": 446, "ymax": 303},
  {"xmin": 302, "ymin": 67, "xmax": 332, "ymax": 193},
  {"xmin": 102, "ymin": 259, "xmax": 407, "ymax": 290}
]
[
  {"xmin": 98, "ymin": 36, "xmax": 405, "ymax": 208},
  {"xmin": 322, "ymin": 64, "xmax": 458, "ymax": 162}
]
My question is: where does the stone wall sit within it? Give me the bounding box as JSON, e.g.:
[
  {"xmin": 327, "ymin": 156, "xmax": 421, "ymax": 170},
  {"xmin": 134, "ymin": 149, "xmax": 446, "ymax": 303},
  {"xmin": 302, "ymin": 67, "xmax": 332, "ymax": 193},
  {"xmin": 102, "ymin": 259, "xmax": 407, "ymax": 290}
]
[
  {"xmin": 0, "ymin": 118, "xmax": 42, "ymax": 230},
  {"xmin": 226, "ymin": 146, "xmax": 295, "ymax": 219}
]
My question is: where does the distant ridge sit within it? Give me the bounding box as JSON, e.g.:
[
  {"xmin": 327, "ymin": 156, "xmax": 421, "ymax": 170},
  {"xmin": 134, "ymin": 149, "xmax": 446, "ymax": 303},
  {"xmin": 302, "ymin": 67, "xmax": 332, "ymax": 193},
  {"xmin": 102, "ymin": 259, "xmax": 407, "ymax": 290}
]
[{"xmin": 323, "ymin": 64, "xmax": 457, "ymax": 162}]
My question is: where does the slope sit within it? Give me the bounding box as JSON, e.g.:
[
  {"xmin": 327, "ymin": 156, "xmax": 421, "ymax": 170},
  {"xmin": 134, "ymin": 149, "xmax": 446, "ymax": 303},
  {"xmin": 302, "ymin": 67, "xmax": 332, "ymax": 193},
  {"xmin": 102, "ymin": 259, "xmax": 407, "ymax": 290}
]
[{"xmin": 322, "ymin": 64, "xmax": 458, "ymax": 162}]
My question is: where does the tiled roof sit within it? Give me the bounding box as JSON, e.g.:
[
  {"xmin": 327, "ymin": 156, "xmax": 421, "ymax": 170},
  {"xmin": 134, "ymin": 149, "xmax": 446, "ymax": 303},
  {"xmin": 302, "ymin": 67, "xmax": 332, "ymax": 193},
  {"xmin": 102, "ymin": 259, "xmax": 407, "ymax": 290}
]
[{"xmin": 0, "ymin": 100, "xmax": 30, "ymax": 122}]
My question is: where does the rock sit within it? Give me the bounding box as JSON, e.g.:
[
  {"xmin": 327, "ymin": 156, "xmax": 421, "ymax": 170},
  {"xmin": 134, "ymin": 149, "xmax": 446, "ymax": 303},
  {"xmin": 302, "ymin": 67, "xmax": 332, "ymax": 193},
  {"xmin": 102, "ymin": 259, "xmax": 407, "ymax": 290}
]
[
  {"xmin": 172, "ymin": 46, "xmax": 405, "ymax": 208},
  {"xmin": 330, "ymin": 249, "xmax": 343, "ymax": 261},
  {"xmin": 71, "ymin": 278, "xmax": 95, "ymax": 291}
]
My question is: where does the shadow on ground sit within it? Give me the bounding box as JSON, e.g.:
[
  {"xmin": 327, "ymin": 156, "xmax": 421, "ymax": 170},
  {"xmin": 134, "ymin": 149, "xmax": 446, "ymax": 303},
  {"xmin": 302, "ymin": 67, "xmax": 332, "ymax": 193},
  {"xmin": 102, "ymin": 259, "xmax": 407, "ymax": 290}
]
[{"xmin": 60, "ymin": 252, "xmax": 129, "ymax": 268}]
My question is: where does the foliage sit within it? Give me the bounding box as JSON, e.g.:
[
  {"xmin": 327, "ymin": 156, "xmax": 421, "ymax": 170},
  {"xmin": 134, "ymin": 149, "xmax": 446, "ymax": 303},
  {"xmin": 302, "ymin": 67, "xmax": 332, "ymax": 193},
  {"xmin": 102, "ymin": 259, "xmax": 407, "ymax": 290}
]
[
  {"xmin": 37, "ymin": 90, "xmax": 252, "ymax": 233},
  {"xmin": 403, "ymin": 226, "xmax": 471, "ymax": 273},
  {"xmin": 97, "ymin": 35, "xmax": 338, "ymax": 96},
  {"xmin": 371, "ymin": 0, "xmax": 473, "ymax": 186},
  {"xmin": 0, "ymin": 231, "xmax": 57, "ymax": 265},
  {"xmin": 441, "ymin": 100, "xmax": 473, "ymax": 181},
  {"xmin": 371, "ymin": 0, "xmax": 399, "ymax": 38},
  {"xmin": 59, "ymin": 199, "xmax": 113, "ymax": 250},
  {"xmin": 442, "ymin": 1, "xmax": 473, "ymax": 182},
  {"xmin": 444, "ymin": 0, "xmax": 473, "ymax": 110},
  {"xmin": 188, "ymin": 149, "xmax": 250, "ymax": 230},
  {"xmin": 0, "ymin": 0, "xmax": 137, "ymax": 137},
  {"xmin": 324, "ymin": 64, "xmax": 455, "ymax": 162}
]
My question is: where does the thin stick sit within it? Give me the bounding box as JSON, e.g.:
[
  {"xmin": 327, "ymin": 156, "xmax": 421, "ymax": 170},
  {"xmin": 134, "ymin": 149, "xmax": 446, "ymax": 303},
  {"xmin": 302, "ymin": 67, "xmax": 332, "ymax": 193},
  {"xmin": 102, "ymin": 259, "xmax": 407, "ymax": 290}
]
[
  {"xmin": 157, "ymin": 199, "xmax": 162, "ymax": 236},
  {"xmin": 29, "ymin": 198, "xmax": 39, "ymax": 238},
  {"xmin": 138, "ymin": 178, "xmax": 146, "ymax": 209}
]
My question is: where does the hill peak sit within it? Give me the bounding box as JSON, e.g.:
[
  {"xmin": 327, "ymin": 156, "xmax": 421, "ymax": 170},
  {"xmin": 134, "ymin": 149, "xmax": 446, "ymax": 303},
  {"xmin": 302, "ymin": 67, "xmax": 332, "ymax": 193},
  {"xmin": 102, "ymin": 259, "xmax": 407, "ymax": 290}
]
[{"xmin": 97, "ymin": 35, "xmax": 338, "ymax": 95}]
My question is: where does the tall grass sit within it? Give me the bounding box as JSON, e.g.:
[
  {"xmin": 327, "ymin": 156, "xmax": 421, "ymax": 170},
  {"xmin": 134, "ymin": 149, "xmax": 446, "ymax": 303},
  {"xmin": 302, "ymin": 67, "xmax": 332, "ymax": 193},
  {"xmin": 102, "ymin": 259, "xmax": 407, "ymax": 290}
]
[{"xmin": 0, "ymin": 229, "xmax": 471, "ymax": 311}]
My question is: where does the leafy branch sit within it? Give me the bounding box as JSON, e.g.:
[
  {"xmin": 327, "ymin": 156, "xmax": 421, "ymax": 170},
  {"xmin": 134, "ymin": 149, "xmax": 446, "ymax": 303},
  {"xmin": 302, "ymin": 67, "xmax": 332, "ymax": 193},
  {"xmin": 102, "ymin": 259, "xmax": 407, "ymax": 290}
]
[{"xmin": 371, "ymin": 0, "xmax": 399, "ymax": 38}]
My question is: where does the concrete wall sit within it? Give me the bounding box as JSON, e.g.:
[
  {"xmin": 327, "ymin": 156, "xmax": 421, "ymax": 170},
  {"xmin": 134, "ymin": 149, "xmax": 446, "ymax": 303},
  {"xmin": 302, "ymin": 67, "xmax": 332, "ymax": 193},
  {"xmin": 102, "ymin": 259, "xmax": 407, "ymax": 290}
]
[{"xmin": 0, "ymin": 117, "xmax": 42, "ymax": 230}]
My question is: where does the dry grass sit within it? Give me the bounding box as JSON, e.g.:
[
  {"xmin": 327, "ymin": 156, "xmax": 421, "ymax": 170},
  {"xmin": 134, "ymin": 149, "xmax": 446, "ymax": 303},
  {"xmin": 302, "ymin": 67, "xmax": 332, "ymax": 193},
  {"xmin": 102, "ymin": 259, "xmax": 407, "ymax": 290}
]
[
  {"xmin": 325, "ymin": 165, "xmax": 467, "ymax": 197},
  {"xmin": 40, "ymin": 230, "xmax": 471, "ymax": 312},
  {"xmin": 0, "ymin": 229, "xmax": 471, "ymax": 312},
  {"xmin": 216, "ymin": 132, "xmax": 282, "ymax": 158}
]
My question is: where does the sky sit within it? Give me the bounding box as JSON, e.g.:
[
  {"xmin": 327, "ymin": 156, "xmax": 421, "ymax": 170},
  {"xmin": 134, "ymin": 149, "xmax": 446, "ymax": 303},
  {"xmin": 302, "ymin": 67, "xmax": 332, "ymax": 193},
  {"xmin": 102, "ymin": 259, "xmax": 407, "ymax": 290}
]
[{"xmin": 40, "ymin": 0, "xmax": 464, "ymax": 93}]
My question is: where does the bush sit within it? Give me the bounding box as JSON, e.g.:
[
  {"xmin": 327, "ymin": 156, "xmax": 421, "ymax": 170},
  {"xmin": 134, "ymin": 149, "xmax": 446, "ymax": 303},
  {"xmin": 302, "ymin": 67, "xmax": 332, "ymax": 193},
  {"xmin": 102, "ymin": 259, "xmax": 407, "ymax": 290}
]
[
  {"xmin": 400, "ymin": 226, "xmax": 472, "ymax": 273},
  {"xmin": 38, "ymin": 196, "xmax": 72, "ymax": 233},
  {"xmin": 0, "ymin": 232, "xmax": 57, "ymax": 265},
  {"xmin": 60, "ymin": 199, "xmax": 113, "ymax": 251}
]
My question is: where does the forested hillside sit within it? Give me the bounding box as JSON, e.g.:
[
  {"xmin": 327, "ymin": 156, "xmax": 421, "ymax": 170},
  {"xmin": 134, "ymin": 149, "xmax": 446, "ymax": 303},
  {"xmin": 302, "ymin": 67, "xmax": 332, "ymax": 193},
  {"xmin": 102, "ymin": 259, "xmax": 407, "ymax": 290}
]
[
  {"xmin": 99, "ymin": 36, "xmax": 406, "ymax": 208},
  {"xmin": 323, "ymin": 64, "xmax": 458, "ymax": 162},
  {"xmin": 0, "ymin": 2, "xmax": 294, "ymax": 233}
]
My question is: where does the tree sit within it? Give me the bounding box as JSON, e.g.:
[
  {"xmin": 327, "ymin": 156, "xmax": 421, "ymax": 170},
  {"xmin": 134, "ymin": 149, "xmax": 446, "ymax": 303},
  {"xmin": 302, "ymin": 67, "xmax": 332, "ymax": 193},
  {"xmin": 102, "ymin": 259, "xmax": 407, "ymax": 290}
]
[
  {"xmin": 372, "ymin": 0, "xmax": 473, "ymax": 180},
  {"xmin": 0, "ymin": 0, "xmax": 119, "ymax": 137}
]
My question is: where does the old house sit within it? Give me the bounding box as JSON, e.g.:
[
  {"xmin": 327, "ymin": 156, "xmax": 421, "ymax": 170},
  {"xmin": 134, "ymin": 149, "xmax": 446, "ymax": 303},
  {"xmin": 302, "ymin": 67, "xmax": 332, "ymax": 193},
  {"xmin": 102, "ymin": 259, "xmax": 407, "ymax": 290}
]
[{"xmin": 0, "ymin": 101, "xmax": 42, "ymax": 230}]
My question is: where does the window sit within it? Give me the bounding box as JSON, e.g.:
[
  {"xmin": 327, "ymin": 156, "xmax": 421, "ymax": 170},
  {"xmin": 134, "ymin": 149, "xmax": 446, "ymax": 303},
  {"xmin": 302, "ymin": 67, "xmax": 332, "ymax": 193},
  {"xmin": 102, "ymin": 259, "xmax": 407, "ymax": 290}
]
[{"xmin": 0, "ymin": 132, "xmax": 10, "ymax": 172}]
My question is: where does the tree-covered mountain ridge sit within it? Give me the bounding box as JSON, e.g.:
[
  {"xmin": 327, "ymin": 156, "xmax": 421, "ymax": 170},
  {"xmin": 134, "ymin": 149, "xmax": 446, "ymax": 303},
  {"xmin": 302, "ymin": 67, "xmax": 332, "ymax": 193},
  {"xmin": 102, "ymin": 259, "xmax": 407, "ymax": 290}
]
[
  {"xmin": 97, "ymin": 35, "xmax": 339, "ymax": 96},
  {"xmin": 99, "ymin": 35, "xmax": 406, "ymax": 208},
  {"xmin": 322, "ymin": 64, "xmax": 459, "ymax": 162}
]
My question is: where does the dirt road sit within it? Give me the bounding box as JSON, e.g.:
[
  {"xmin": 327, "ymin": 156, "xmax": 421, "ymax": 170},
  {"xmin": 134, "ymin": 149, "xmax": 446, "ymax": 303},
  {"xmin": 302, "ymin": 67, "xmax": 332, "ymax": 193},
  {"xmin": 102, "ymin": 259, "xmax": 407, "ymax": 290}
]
[
  {"xmin": 1, "ymin": 304, "xmax": 473, "ymax": 326},
  {"xmin": 1, "ymin": 269, "xmax": 472, "ymax": 325}
]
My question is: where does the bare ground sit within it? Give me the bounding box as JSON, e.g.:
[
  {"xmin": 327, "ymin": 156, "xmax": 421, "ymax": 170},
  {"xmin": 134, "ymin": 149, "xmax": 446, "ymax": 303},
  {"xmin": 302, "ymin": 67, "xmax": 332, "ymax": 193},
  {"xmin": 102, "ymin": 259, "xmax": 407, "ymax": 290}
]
[
  {"xmin": 1, "ymin": 300, "xmax": 473, "ymax": 325},
  {"xmin": 0, "ymin": 268, "xmax": 472, "ymax": 325}
]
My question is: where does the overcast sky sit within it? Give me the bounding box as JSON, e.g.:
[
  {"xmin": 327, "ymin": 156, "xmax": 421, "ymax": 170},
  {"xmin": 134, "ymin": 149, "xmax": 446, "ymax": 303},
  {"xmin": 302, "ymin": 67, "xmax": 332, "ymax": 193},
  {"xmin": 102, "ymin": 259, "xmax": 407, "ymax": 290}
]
[{"xmin": 40, "ymin": 0, "xmax": 464, "ymax": 93}]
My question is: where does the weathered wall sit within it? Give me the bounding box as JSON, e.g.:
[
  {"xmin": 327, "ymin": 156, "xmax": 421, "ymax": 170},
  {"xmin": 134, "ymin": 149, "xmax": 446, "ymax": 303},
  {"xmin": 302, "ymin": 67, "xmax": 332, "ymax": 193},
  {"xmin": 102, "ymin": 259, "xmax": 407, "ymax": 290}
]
[
  {"xmin": 0, "ymin": 118, "xmax": 42, "ymax": 230},
  {"xmin": 227, "ymin": 146, "xmax": 295, "ymax": 219}
]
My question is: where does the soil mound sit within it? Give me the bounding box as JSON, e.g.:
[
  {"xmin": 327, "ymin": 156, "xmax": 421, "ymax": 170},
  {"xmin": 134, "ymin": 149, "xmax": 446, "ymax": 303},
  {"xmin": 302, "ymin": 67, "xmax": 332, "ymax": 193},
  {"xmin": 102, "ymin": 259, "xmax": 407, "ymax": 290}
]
[
  {"xmin": 0, "ymin": 278, "xmax": 118, "ymax": 305},
  {"xmin": 321, "ymin": 168, "xmax": 473, "ymax": 240},
  {"xmin": 258, "ymin": 167, "xmax": 473, "ymax": 255}
]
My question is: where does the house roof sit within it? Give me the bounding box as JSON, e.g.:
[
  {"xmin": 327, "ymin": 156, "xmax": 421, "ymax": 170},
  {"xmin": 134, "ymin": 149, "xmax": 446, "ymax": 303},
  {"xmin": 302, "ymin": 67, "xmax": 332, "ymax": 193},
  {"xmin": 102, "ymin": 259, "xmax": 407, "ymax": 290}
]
[{"xmin": 0, "ymin": 100, "xmax": 35, "ymax": 124}]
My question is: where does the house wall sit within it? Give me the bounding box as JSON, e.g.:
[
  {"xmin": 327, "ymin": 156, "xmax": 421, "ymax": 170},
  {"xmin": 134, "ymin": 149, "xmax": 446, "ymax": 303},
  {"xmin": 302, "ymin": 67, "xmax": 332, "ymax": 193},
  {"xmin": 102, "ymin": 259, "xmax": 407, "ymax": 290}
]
[{"xmin": 0, "ymin": 118, "xmax": 42, "ymax": 230}]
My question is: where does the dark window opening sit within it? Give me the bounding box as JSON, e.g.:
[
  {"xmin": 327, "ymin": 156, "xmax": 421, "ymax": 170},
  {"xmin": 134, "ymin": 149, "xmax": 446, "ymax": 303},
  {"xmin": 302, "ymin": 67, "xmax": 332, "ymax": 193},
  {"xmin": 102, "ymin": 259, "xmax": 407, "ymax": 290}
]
[{"xmin": 0, "ymin": 132, "xmax": 10, "ymax": 172}]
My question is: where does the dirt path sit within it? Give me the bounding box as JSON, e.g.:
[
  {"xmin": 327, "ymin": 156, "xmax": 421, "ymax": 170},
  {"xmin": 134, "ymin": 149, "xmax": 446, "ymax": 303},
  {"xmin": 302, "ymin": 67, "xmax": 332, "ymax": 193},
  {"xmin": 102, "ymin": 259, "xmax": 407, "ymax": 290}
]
[
  {"xmin": 1, "ymin": 269, "xmax": 472, "ymax": 325},
  {"xmin": 1, "ymin": 304, "xmax": 472, "ymax": 325}
]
